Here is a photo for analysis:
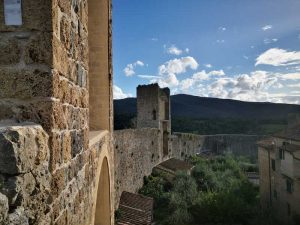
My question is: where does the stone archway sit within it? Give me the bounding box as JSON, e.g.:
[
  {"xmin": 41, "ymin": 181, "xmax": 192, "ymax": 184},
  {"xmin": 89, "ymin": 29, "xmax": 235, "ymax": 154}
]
[{"xmin": 94, "ymin": 157, "xmax": 111, "ymax": 225}]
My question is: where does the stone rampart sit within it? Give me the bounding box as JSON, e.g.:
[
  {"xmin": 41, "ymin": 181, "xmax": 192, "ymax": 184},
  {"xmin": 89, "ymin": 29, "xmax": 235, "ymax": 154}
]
[
  {"xmin": 201, "ymin": 134, "xmax": 264, "ymax": 158},
  {"xmin": 114, "ymin": 128, "xmax": 162, "ymax": 208},
  {"xmin": 171, "ymin": 133, "xmax": 205, "ymax": 160}
]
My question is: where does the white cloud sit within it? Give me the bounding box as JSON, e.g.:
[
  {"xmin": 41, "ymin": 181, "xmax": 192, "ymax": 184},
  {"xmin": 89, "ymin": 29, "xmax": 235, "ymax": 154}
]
[
  {"xmin": 151, "ymin": 73, "xmax": 179, "ymax": 88},
  {"xmin": 159, "ymin": 56, "xmax": 199, "ymax": 75},
  {"xmin": 281, "ymin": 72, "xmax": 300, "ymax": 80},
  {"xmin": 151, "ymin": 38, "xmax": 158, "ymax": 41},
  {"xmin": 138, "ymin": 75, "xmax": 160, "ymax": 79},
  {"xmin": 262, "ymin": 25, "xmax": 272, "ymax": 31},
  {"xmin": 243, "ymin": 55, "xmax": 249, "ymax": 60},
  {"xmin": 204, "ymin": 71, "xmax": 284, "ymax": 102},
  {"xmin": 180, "ymin": 78, "xmax": 195, "ymax": 90},
  {"xmin": 263, "ymin": 38, "xmax": 278, "ymax": 44},
  {"xmin": 167, "ymin": 45, "xmax": 183, "ymax": 55},
  {"xmin": 191, "ymin": 70, "xmax": 225, "ymax": 81},
  {"xmin": 176, "ymin": 70, "xmax": 300, "ymax": 104},
  {"xmin": 208, "ymin": 70, "xmax": 225, "ymax": 76},
  {"xmin": 142, "ymin": 56, "xmax": 199, "ymax": 88},
  {"xmin": 192, "ymin": 71, "xmax": 210, "ymax": 81},
  {"xmin": 113, "ymin": 85, "xmax": 132, "ymax": 99},
  {"xmin": 255, "ymin": 48, "xmax": 300, "ymax": 66},
  {"xmin": 135, "ymin": 60, "xmax": 144, "ymax": 66},
  {"xmin": 123, "ymin": 60, "xmax": 145, "ymax": 76},
  {"xmin": 288, "ymin": 83, "xmax": 300, "ymax": 88},
  {"xmin": 216, "ymin": 40, "xmax": 225, "ymax": 44},
  {"xmin": 218, "ymin": 27, "xmax": 226, "ymax": 31},
  {"xmin": 291, "ymin": 91, "xmax": 300, "ymax": 94},
  {"xmin": 124, "ymin": 64, "xmax": 135, "ymax": 76},
  {"xmin": 185, "ymin": 48, "xmax": 190, "ymax": 53},
  {"xmin": 204, "ymin": 64, "xmax": 212, "ymax": 68}
]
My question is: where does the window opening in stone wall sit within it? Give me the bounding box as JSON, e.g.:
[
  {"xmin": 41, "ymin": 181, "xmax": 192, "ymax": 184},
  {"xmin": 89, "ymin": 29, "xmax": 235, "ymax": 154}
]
[
  {"xmin": 162, "ymin": 121, "xmax": 168, "ymax": 156},
  {"xmin": 164, "ymin": 101, "xmax": 169, "ymax": 120},
  {"xmin": 287, "ymin": 203, "xmax": 291, "ymax": 216},
  {"xmin": 273, "ymin": 190, "xmax": 277, "ymax": 199},
  {"xmin": 4, "ymin": 0, "xmax": 22, "ymax": 25},
  {"xmin": 271, "ymin": 159, "xmax": 275, "ymax": 171},
  {"xmin": 152, "ymin": 109, "xmax": 157, "ymax": 120},
  {"xmin": 286, "ymin": 179, "xmax": 293, "ymax": 193},
  {"xmin": 279, "ymin": 149, "xmax": 285, "ymax": 160}
]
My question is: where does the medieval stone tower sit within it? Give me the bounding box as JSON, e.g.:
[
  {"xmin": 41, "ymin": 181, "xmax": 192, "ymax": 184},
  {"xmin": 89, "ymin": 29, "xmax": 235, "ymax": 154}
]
[
  {"xmin": 0, "ymin": 0, "xmax": 114, "ymax": 224},
  {"xmin": 137, "ymin": 84, "xmax": 171, "ymax": 157}
]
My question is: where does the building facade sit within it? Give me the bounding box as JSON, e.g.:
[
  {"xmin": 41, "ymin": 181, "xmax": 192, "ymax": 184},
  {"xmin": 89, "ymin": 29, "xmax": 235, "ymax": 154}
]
[
  {"xmin": 258, "ymin": 125, "xmax": 300, "ymax": 224},
  {"xmin": 0, "ymin": 0, "xmax": 114, "ymax": 224}
]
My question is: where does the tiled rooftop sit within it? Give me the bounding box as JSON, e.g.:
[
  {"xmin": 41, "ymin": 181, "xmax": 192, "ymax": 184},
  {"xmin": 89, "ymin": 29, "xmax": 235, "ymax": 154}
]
[
  {"xmin": 156, "ymin": 158, "xmax": 194, "ymax": 173},
  {"xmin": 117, "ymin": 191, "xmax": 154, "ymax": 225},
  {"xmin": 257, "ymin": 138, "xmax": 275, "ymax": 150}
]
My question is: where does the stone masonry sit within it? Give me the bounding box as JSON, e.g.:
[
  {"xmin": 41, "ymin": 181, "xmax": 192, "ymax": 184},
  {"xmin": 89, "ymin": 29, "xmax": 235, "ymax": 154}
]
[{"xmin": 0, "ymin": 0, "xmax": 114, "ymax": 225}]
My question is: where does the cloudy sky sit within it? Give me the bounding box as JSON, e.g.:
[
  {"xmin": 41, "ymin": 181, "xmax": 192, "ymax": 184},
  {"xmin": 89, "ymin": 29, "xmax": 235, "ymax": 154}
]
[{"xmin": 113, "ymin": 0, "xmax": 300, "ymax": 104}]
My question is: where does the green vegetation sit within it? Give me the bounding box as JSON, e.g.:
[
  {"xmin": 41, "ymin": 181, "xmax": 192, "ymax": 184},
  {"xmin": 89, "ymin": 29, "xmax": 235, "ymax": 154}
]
[
  {"xmin": 139, "ymin": 154, "xmax": 282, "ymax": 225},
  {"xmin": 114, "ymin": 113, "xmax": 287, "ymax": 135},
  {"xmin": 172, "ymin": 117, "xmax": 287, "ymax": 135}
]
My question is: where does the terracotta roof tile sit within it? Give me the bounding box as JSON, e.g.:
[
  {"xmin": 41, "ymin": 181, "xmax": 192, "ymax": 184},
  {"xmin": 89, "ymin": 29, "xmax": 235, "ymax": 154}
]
[
  {"xmin": 117, "ymin": 192, "xmax": 154, "ymax": 225},
  {"xmin": 156, "ymin": 158, "xmax": 194, "ymax": 172}
]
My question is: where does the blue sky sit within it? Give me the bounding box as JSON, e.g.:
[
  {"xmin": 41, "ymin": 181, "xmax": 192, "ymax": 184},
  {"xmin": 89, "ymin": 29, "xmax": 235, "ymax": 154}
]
[{"xmin": 112, "ymin": 0, "xmax": 300, "ymax": 104}]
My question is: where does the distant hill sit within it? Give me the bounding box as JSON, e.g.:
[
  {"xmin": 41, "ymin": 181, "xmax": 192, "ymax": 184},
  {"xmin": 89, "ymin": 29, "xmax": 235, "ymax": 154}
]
[
  {"xmin": 114, "ymin": 94, "xmax": 300, "ymax": 120},
  {"xmin": 114, "ymin": 94, "xmax": 300, "ymax": 134}
]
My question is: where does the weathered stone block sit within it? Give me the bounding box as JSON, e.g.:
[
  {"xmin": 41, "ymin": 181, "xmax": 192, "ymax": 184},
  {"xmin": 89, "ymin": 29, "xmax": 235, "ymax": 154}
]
[
  {"xmin": 54, "ymin": 209, "xmax": 67, "ymax": 225},
  {"xmin": 8, "ymin": 207, "xmax": 29, "ymax": 225},
  {"xmin": 52, "ymin": 102, "xmax": 67, "ymax": 130},
  {"xmin": 71, "ymin": 130, "xmax": 84, "ymax": 158},
  {"xmin": 0, "ymin": 124, "xmax": 49, "ymax": 174},
  {"xmin": 0, "ymin": 68, "xmax": 53, "ymax": 99},
  {"xmin": 0, "ymin": 38, "xmax": 20, "ymax": 65},
  {"xmin": 24, "ymin": 32, "xmax": 52, "ymax": 65},
  {"xmin": 62, "ymin": 131, "xmax": 72, "ymax": 163},
  {"xmin": 49, "ymin": 132, "xmax": 62, "ymax": 171},
  {"xmin": 51, "ymin": 168, "xmax": 65, "ymax": 198},
  {"xmin": 57, "ymin": 0, "xmax": 71, "ymax": 15},
  {"xmin": 60, "ymin": 16, "xmax": 71, "ymax": 51},
  {"xmin": 0, "ymin": 192, "xmax": 8, "ymax": 224},
  {"xmin": 81, "ymin": 89, "xmax": 89, "ymax": 108}
]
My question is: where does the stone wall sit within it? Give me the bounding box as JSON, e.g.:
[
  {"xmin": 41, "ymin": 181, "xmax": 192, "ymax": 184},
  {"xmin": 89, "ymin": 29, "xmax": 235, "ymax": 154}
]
[
  {"xmin": 201, "ymin": 134, "xmax": 264, "ymax": 158},
  {"xmin": 0, "ymin": 124, "xmax": 113, "ymax": 225},
  {"xmin": 0, "ymin": 124, "xmax": 51, "ymax": 224},
  {"xmin": 114, "ymin": 130, "xmax": 205, "ymax": 208},
  {"xmin": 114, "ymin": 128, "xmax": 162, "ymax": 208},
  {"xmin": 0, "ymin": 0, "xmax": 114, "ymax": 224},
  {"xmin": 171, "ymin": 133, "xmax": 205, "ymax": 160}
]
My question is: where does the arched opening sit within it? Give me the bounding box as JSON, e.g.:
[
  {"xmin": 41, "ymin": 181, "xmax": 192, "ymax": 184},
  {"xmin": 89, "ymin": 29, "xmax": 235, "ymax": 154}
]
[
  {"xmin": 88, "ymin": 0, "xmax": 112, "ymax": 131},
  {"xmin": 94, "ymin": 157, "xmax": 111, "ymax": 225}
]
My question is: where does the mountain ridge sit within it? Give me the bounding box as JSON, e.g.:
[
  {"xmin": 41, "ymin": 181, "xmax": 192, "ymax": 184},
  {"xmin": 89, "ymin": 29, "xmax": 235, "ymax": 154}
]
[{"xmin": 114, "ymin": 94, "xmax": 300, "ymax": 120}]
